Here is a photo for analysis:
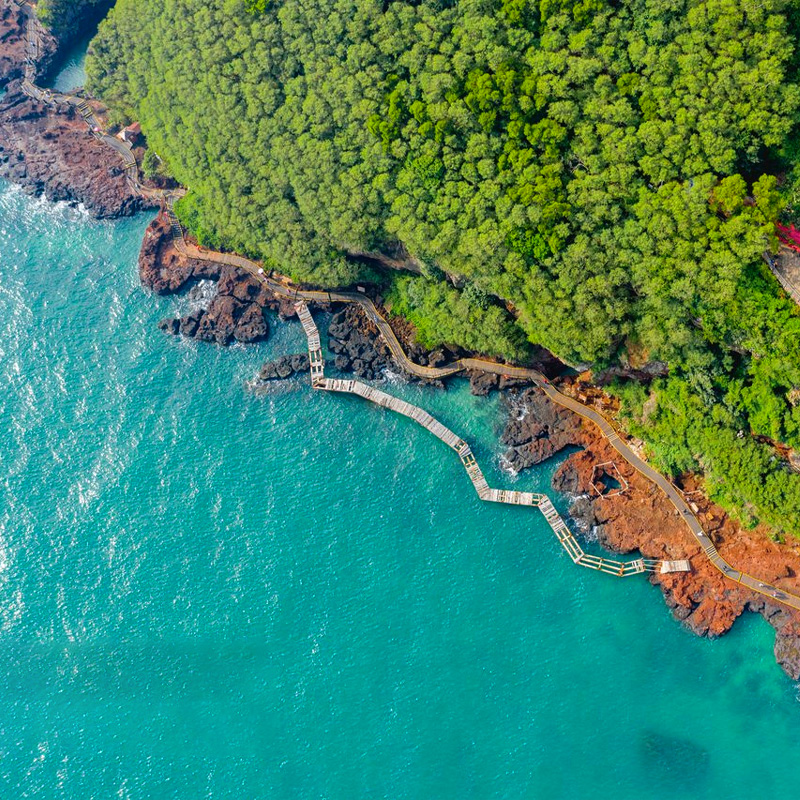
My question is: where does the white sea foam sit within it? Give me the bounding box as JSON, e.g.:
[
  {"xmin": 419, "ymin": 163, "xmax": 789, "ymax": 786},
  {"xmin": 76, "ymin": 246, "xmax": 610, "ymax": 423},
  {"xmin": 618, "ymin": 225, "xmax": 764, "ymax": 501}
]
[
  {"xmin": 179, "ymin": 279, "xmax": 216, "ymax": 314},
  {"xmin": 498, "ymin": 452, "xmax": 519, "ymax": 477}
]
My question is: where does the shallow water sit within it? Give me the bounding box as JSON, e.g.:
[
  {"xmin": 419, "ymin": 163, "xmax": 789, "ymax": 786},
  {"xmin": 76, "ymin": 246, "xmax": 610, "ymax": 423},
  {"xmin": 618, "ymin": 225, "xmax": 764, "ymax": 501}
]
[
  {"xmin": 48, "ymin": 34, "xmax": 90, "ymax": 93},
  {"xmin": 1, "ymin": 183, "xmax": 799, "ymax": 798}
]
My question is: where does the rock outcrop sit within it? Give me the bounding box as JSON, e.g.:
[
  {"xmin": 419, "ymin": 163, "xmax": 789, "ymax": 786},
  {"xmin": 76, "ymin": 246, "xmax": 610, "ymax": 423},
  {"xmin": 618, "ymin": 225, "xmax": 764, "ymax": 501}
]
[
  {"xmin": 501, "ymin": 388, "xmax": 583, "ymax": 471},
  {"xmin": 139, "ymin": 212, "xmax": 222, "ymax": 292},
  {"xmin": 257, "ymin": 354, "xmax": 310, "ymax": 382},
  {"xmin": 0, "ymin": 87, "xmax": 151, "ymax": 217},
  {"xmin": 0, "ymin": 1, "xmax": 57, "ymax": 86},
  {"xmin": 328, "ymin": 305, "xmax": 395, "ymax": 380},
  {"xmin": 157, "ymin": 292, "xmax": 269, "ymax": 346},
  {"xmin": 141, "ymin": 214, "xmax": 270, "ymax": 345}
]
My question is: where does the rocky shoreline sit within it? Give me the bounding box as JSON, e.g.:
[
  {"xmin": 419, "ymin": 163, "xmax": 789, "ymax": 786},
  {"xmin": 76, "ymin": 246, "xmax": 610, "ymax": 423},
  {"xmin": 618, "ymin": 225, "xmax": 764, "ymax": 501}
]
[
  {"xmin": 91, "ymin": 178, "xmax": 800, "ymax": 682},
  {"xmin": 501, "ymin": 387, "xmax": 800, "ymax": 678},
  {"xmin": 0, "ymin": 0, "xmax": 151, "ymax": 217},
  {"xmin": 6, "ymin": 0, "xmax": 800, "ymax": 679},
  {"xmin": 0, "ymin": 84, "xmax": 152, "ymax": 217},
  {"xmin": 0, "ymin": 1, "xmax": 56, "ymax": 86}
]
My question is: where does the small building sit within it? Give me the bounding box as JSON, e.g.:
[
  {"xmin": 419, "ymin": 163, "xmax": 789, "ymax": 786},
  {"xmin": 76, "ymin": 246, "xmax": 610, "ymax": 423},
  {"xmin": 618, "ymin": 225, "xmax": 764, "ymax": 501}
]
[{"xmin": 119, "ymin": 122, "xmax": 142, "ymax": 144}]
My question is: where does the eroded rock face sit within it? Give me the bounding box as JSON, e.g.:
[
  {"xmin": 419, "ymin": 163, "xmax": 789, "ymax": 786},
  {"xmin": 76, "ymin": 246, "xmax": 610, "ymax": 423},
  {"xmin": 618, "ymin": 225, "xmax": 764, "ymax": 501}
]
[
  {"xmin": 0, "ymin": 88, "xmax": 151, "ymax": 217},
  {"xmin": 502, "ymin": 384, "xmax": 800, "ymax": 678},
  {"xmin": 775, "ymin": 623, "xmax": 800, "ymax": 680},
  {"xmin": 501, "ymin": 388, "xmax": 583, "ymax": 472}
]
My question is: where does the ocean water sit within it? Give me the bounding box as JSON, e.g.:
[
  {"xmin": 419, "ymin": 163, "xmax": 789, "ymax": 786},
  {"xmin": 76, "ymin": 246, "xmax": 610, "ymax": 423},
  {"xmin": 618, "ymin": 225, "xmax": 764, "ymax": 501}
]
[
  {"xmin": 1, "ymin": 182, "xmax": 800, "ymax": 798},
  {"xmin": 48, "ymin": 33, "xmax": 90, "ymax": 93}
]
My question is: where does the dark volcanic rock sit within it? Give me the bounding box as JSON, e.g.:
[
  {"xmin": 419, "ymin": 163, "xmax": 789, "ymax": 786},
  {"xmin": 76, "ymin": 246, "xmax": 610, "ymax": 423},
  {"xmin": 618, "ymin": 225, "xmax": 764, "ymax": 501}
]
[
  {"xmin": 468, "ymin": 370, "xmax": 500, "ymax": 397},
  {"xmin": 235, "ymin": 301, "xmax": 269, "ymax": 342},
  {"xmin": 0, "ymin": 88, "xmax": 152, "ymax": 218},
  {"xmin": 468, "ymin": 371, "xmax": 528, "ymax": 396},
  {"xmin": 139, "ymin": 213, "xmax": 221, "ymax": 294},
  {"xmin": 162, "ymin": 295, "xmax": 269, "ymax": 346},
  {"xmin": 257, "ymin": 354, "xmax": 310, "ymax": 382},
  {"xmin": 179, "ymin": 311, "xmax": 202, "ymax": 338},
  {"xmin": 0, "ymin": 2, "xmax": 57, "ymax": 87},
  {"xmin": 142, "ymin": 216, "xmax": 275, "ymax": 346},
  {"xmin": 0, "ymin": 1, "xmax": 138, "ymax": 217},
  {"xmin": 775, "ymin": 627, "xmax": 800, "ymax": 680},
  {"xmin": 217, "ymin": 266, "xmax": 274, "ymax": 307},
  {"xmin": 157, "ymin": 317, "xmax": 180, "ymax": 336},
  {"xmin": 328, "ymin": 305, "xmax": 394, "ymax": 380},
  {"xmin": 501, "ymin": 387, "xmax": 583, "ymax": 471},
  {"xmin": 194, "ymin": 295, "xmax": 239, "ymax": 345}
]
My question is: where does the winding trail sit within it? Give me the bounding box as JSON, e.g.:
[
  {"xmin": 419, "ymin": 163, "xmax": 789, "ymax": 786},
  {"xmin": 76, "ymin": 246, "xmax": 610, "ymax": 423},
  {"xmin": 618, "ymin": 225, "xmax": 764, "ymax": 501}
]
[
  {"xmin": 166, "ymin": 225, "xmax": 800, "ymax": 607},
  {"xmin": 295, "ymin": 301, "xmax": 685, "ymax": 578},
  {"xmin": 15, "ymin": 0, "xmax": 800, "ymax": 608}
]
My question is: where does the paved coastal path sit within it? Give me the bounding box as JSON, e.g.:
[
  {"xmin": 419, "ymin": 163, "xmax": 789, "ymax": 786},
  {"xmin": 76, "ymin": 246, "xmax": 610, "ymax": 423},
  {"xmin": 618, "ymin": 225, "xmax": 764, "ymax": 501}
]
[{"xmin": 16, "ymin": 0, "xmax": 800, "ymax": 607}]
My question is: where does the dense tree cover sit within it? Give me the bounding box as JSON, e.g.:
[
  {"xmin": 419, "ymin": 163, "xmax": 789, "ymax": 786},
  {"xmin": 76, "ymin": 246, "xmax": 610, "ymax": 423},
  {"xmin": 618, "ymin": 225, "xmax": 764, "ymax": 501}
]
[
  {"xmin": 87, "ymin": 0, "xmax": 800, "ymax": 533},
  {"xmin": 38, "ymin": 0, "xmax": 113, "ymax": 38},
  {"xmin": 386, "ymin": 275, "xmax": 530, "ymax": 361},
  {"xmin": 614, "ymin": 373, "xmax": 800, "ymax": 535}
]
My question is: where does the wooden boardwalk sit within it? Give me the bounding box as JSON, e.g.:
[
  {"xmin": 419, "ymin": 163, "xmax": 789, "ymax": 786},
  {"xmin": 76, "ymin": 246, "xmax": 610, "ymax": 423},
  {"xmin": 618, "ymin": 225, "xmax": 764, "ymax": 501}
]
[
  {"xmin": 16, "ymin": 0, "xmax": 181, "ymax": 206},
  {"xmin": 16, "ymin": 0, "xmax": 800, "ymax": 608},
  {"xmin": 297, "ymin": 302, "xmax": 686, "ymax": 580}
]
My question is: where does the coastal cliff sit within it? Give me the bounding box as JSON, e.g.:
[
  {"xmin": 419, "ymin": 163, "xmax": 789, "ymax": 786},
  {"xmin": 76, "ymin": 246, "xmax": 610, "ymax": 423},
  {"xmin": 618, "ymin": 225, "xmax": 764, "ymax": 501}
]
[{"xmin": 7, "ymin": 0, "xmax": 800, "ymax": 680}]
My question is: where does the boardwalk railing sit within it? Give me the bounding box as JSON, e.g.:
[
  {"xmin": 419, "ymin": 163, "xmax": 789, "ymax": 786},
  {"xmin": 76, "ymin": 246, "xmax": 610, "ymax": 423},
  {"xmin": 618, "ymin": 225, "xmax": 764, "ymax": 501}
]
[{"xmin": 296, "ymin": 302, "xmax": 689, "ymax": 580}]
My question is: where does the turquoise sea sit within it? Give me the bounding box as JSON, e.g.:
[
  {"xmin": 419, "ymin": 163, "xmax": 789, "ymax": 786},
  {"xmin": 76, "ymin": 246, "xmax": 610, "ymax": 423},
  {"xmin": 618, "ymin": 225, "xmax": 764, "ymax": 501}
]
[
  {"xmin": 2, "ymin": 181, "xmax": 800, "ymax": 797},
  {"xmin": 48, "ymin": 31, "xmax": 90, "ymax": 94}
]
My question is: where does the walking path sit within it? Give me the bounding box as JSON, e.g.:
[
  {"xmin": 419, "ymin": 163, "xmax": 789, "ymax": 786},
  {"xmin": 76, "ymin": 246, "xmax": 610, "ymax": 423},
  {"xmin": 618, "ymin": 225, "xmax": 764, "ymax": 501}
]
[
  {"xmin": 296, "ymin": 302, "xmax": 685, "ymax": 578},
  {"xmin": 15, "ymin": 0, "xmax": 800, "ymax": 607}
]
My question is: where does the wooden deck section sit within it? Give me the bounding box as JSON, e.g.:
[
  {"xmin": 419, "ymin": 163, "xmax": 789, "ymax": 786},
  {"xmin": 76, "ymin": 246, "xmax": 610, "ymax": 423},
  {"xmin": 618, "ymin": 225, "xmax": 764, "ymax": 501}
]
[{"xmin": 298, "ymin": 302, "xmax": 677, "ymax": 579}]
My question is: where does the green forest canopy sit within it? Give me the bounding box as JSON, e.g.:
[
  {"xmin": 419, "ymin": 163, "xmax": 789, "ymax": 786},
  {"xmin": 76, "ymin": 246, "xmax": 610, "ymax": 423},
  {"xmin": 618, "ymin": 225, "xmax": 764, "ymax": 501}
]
[
  {"xmin": 86, "ymin": 0, "xmax": 800, "ymax": 534},
  {"xmin": 37, "ymin": 0, "xmax": 114, "ymax": 37}
]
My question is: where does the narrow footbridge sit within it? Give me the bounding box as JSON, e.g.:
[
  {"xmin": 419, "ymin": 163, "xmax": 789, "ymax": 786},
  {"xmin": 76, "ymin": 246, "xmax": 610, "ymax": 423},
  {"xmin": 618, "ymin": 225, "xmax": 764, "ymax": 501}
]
[
  {"xmin": 16, "ymin": 0, "xmax": 800, "ymax": 608},
  {"xmin": 296, "ymin": 303, "xmax": 686, "ymax": 579}
]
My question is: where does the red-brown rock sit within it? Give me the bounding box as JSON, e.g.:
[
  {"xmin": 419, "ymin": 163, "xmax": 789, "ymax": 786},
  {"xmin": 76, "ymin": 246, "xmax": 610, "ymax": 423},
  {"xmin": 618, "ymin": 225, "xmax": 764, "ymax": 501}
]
[
  {"xmin": 0, "ymin": 88, "xmax": 152, "ymax": 217},
  {"xmin": 504, "ymin": 386, "xmax": 800, "ymax": 678}
]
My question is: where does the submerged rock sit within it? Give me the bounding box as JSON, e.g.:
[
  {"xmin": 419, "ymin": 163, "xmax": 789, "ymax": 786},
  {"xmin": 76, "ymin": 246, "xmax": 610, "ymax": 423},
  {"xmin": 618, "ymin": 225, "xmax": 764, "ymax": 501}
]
[{"xmin": 257, "ymin": 354, "xmax": 310, "ymax": 381}]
